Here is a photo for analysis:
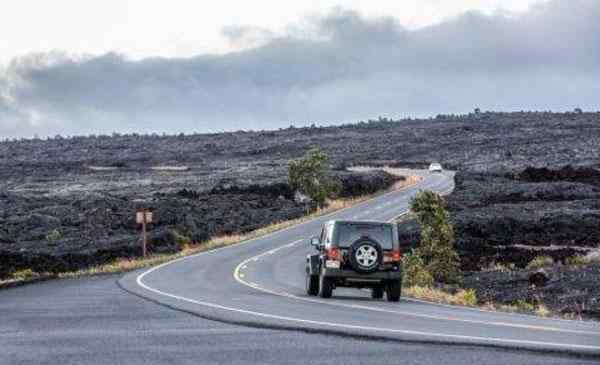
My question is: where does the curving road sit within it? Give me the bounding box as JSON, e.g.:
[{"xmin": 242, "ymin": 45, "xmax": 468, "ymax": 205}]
[{"xmin": 119, "ymin": 171, "xmax": 600, "ymax": 358}]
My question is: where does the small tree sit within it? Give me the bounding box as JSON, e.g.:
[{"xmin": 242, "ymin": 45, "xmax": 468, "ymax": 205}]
[
  {"xmin": 409, "ymin": 190, "xmax": 462, "ymax": 284},
  {"xmin": 288, "ymin": 147, "xmax": 338, "ymax": 209},
  {"xmin": 402, "ymin": 249, "xmax": 434, "ymax": 287},
  {"xmin": 46, "ymin": 229, "xmax": 63, "ymax": 241}
]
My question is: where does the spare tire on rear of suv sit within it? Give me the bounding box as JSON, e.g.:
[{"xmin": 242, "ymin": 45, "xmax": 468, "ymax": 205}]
[{"xmin": 348, "ymin": 237, "xmax": 383, "ymax": 274}]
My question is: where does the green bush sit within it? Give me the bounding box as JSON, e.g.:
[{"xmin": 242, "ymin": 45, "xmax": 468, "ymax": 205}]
[
  {"xmin": 11, "ymin": 269, "xmax": 38, "ymax": 281},
  {"xmin": 402, "ymin": 250, "xmax": 434, "ymax": 287},
  {"xmin": 46, "ymin": 229, "xmax": 62, "ymax": 241},
  {"xmin": 410, "ymin": 190, "xmax": 447, "ymax": 227},
  {"xmin": 483, "ymin": 261, "xmax": 516, "ymax": 272},
  {"xmin": 171, "ymin": 230, "xmax": 191, "ymax": 248},
  {"xmin": 514, "ymin": 299, "xmax": 535, "ymax": 312},
  {"xmin": 288, "ymin": 147, "xmax": 339, "ymax": 208},
  {"xmin": 565, "ymin": 255, "xmax": 588, "ymax": 266},
  {"xmin": 409, "ymin": 190, "xmax": 462, "ymax": 284},
  {"xmin": 526, "ymin": 255, "xmax": 554, "ymax": 269}
]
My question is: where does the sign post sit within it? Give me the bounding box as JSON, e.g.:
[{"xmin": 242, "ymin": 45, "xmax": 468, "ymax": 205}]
[{"xmin": 136, "ymin": 209, "xmax": 153, "ymax": 257}]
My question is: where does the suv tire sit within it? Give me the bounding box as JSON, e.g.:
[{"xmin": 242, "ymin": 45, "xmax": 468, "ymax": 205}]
[
  {"xmin": 319, "ymin": 275, "xmax": 334, "ymax": 298},
  {"xmin": 306, "ymin": 272, "xmax": 319, "ymax": 296},
  {"xmin": 348, "ymin": 237, "xmax": 383, "ymax": 274},
  {"xmin": 371, "ymin": 286, "xmax": 384, "ymax": 299},
  {"xmin": 386, "ymin": 280, "xmax": 402, "ymax": 302}
]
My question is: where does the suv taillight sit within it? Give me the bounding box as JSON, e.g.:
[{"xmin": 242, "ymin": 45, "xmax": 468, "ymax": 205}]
[
  {"xmin": 326, "ymin": 247, "xmax": 341, "ymax": 261},
  {"xmin": 384, "ymin": 250, "xmax": 402, "ymax": 263}
]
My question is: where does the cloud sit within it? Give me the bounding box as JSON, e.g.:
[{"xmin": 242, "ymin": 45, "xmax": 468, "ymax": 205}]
[
  {"xmin": 1, "ymin": 0, "xmax": 600, "ymax": 138},
  {"xmin": 221, "ymin": 25, "xmax": 275, "ymax": 50}
]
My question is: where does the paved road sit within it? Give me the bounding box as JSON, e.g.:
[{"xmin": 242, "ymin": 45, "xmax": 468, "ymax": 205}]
[
  {"xmin": 4, "ymin": 276, "xmax": 597, "ymax": 365},
  {"xmin": 119, "ymin": 171, "xmax": 600, "ymax": 358},
  {"xmin": 2, "ymin": 171, "xmax": 600, "ymax": 364}
]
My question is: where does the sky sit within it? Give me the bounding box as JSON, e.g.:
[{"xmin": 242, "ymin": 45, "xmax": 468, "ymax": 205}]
[
  {"xmin": 0, "ymin": 1, "xmax": 544, "ymax": 64},
  {"xmin": 2, "ymin": 0, "xmax": 599, "ymax": 138}
]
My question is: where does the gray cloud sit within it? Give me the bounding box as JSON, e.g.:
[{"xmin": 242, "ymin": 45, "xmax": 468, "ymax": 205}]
[{"xmin": 1, "ymin": 0, "xmax": 600, "ymax": 138}]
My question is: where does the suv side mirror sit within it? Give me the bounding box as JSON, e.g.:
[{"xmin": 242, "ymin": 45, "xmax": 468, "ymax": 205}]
[{"xmin": 310, "ymin": 236, "xmax": 321, "ymax": 247}]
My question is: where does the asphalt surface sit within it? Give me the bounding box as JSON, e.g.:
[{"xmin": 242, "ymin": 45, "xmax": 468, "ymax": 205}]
[
  {"xmin": 3, "ymin": 171, "xmax": 600, "ymax": 364},
  {"xmin": 4, "ymin": 276, "xmax": 598, "ymax": 365}
]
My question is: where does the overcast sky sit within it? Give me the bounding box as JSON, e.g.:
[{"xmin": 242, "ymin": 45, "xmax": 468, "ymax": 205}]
[{"xmin": 2, "ymin": 0, "xmax": 599, "ymax": 138}]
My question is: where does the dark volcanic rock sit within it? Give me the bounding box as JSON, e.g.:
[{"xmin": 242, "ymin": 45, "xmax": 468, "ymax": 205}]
[
  {"xmin": 334, "ymin": 170, "xmax": 401, "ymax": 198},
  {"xmin": 448, "ymin": 167, "xmax": 600, "ymax": 270},
  {"xmin": 0, "ymin": 170, "xmax": 396, "ymax": 277},
  {"xmin": 518, "ymin": 166, "xmax": 600, "ymax": 185},
  {"xmin": 2, "ymin": 111, "xmax": 600, "ymax": 303},
  {"xmin": 464, "ymin": 264, "xmax": 600, "ymax": 320},
  {"xmin": 529, "ymin": 269, "xmax": 550, "ymax": 287}
]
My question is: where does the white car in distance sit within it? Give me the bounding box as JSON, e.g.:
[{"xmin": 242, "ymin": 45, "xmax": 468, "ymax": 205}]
[{"xmin": 428, "ymin": 163, "xmax": 443, "ymax": 173}]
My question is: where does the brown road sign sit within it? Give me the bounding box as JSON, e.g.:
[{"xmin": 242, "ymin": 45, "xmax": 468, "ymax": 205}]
[{"xmin": 136, "ymin": 209, "xmax": 154, "ymax": 257}]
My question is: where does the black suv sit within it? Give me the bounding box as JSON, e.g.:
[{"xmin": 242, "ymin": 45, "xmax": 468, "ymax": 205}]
[{"xmin": 306, "ymin": 220, "xmax": 402, "ymax": 301}]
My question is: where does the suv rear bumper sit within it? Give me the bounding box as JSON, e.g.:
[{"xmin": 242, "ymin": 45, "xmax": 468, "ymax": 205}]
[{"xmin": 322, "ymin": 268, "xmax": 402, "ymax": 281}]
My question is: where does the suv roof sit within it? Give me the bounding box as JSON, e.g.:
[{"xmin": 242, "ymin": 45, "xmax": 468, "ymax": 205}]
[
  {"xmin": 326, "ymin": 219, "xmax": 393, "ymax": 226},
  {"xmin": 324, "ymin": 220, "xmax": 398, "ymax": 250}
]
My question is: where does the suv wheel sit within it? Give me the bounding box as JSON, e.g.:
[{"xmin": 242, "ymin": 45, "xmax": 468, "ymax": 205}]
[
  {"xmin": 386, "ymin": 280, "xmax": 402, "ymax": 302},
  {"xmin": 319, "ymin": 275, "xmax": 334, "ymax": 298},
  {"xmin": 349, "ymin": 238, "xmax": 383, "ymax": 274},
  {"xmin": 306, "ymin": 272, "xmax": 319, "ymax": 296},
  {"xmin": 371, "ymin": 286, "xmax": 384, "ymax": 299}
]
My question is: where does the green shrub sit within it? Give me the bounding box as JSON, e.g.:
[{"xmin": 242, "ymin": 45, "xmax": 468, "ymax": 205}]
[
  {"xmin": 565, "ymin": 255, "xmax": 589, "ymax": 266},
  {"xmin": 46, "ymin": 229, "xmax": 62, "ymax": 241},
  {"xmin": 514, "ymin": 299, "xmax": 535, "ymax": 312},
  {"xmin": 171, "ymin": 230, "xmax": 191, "ymax": 248},
  {"xmin": 403, "ymin": 250, "xmax": 434, "ymax": 287},
  {"xmin": 410, "ymin": 190, "xmax": 447, "ymax": 227},
  {"xmin": 11, "ymin": 269, "xmax": 38, "ymax": 281},
  {"xmin": 288, "ymin": 147, "xmax": 339, "ymax": 208},
  {"xmin": 409, "ymin": 190, "xmax": 462, "ymax": 284},
  {"xmin": 526, "ymin": 255, "xmax": 554, "ymax": 269},
  {"xmin": 588, "ymin": 253, "xmax": 600, "ymax": 265},
  {"xmin": 483, "ymin": 261, "xmax": 516, "ymax": 272},
  {"xmin": 536, "ymin": 304, "xmax": 550, "ymax": 317}
]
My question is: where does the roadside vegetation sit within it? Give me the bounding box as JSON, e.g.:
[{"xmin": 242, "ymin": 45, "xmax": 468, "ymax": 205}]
[
  {"xmin": 288, "ymin": 147, "xmax": 340, "ymax": 209},
  {"xmin": 404, "ymin": 190, "xmax": 462, "ymax": 285},
  {"xmin": 481, "ymin": 300, "xmax": 551, "ymax": 318},
  {"xmin": 565, "ymin": 254, "xmax": 599, "ymax": 266},
  {"xmin": 401, "ymin": 193, "xmax": 598, "ymax": 319},
  {"xmin": 404, "ymin": 286, "xmax": 477, "ymax": 307},
  {"xmin": 45, "ymin": 229, "xmax": 63, "ymax": 241},
  {"xmin": 402, "ymin": 190, "xmax": 473, "ymax": 304},
  {"xmin": 481, "ymin": 261, "xmax": 516, "ymax": 272},
  {"xmin": 526, "ymin": 255, "xmax": 554, "ymax": 269}
]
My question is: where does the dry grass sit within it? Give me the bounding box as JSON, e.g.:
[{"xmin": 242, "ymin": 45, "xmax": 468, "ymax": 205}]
[
  {"xmin": 487, "ymin": 300, "xmax": 554, "ymax": 317},
  {"xmin": 535, "ymin": 304, "xmax": 550, "ymax": 317},
  {"xmin": 526, "ymin": 255, "xmax": 554, "ymax": 269},
  {"xmin": 405, "ymin": 286, "xmax": 558, "ymax": 318},
  {"xmin": 404, "ymin": 286, "xmax": 478, "ymax": 307},
  {"xmin": 482, "ymin": 261, "xmax": 516, "ymax": 272},
  {"xmin": 2, "ymin": 175, "xmax": 420, "ymax": 288},
  {"xmin": 10, "ymin": 269, "xmax": 39, "ymax": 281},
  {"xmin": 565, "ymin": 253, "xmax": 600, "ymax": 267}
]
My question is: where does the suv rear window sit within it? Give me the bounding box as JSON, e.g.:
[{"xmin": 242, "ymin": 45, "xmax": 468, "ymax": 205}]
[{"xmin": 334, "ymin": 223, "xmax": 394, "ymax": 249}]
